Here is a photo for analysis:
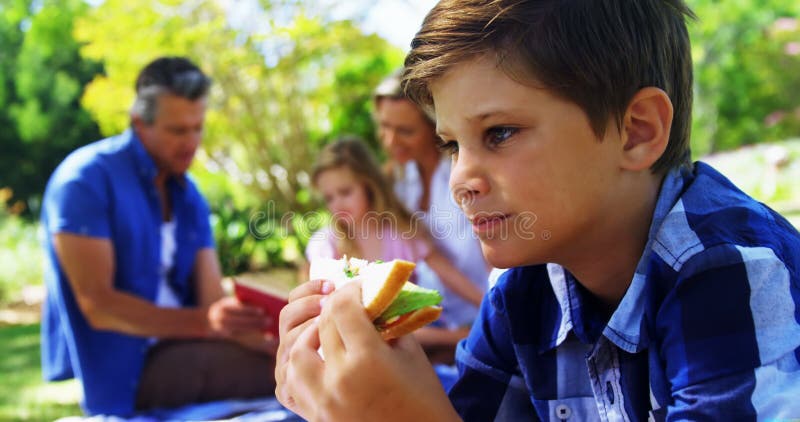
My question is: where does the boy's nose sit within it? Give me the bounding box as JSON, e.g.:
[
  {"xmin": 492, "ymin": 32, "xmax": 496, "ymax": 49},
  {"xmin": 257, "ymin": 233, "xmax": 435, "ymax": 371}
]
[{"xmin": 449, "ymin": 149, "xmax": 489, "ymax": 207}]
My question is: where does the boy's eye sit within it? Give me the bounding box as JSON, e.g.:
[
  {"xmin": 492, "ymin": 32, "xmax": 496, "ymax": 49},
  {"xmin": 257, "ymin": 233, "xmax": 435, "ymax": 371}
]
[
  {"xmin": 485, "ymin": 126, "xmax": 518, "ymax": 147},
  {"xmin": 436, "ymin": 139, "xmax": 459, "ymax": 156}
]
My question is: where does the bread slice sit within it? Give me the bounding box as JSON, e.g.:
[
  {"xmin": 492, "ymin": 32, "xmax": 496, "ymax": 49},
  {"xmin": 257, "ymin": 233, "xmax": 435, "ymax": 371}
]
[
  {"xmin": 359, "ymin": 260, "xmax": 416, "ymax": 319},
  {"xmin": 377, "ymin": 306, "xmax": 443, "ymax": 340}
]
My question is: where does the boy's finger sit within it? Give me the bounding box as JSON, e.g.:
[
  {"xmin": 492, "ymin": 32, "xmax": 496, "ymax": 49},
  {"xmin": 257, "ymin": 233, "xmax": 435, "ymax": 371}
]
[
  {"xmin": 285, "ymin": 321, "xmax": 324, "ymax": 416},
  {"xmin": 276, "ymin": 321, "xmax": 318, "ymax": 402},
  {"xmin": 330, "ymin": 281, "xmax": 383, "ymax": 350},
  {"xmin": 277, "ymin": 317, "xmax": 316, "ymax": 370},
  {"xmin": 288, "ymin": 279, "xmax": 334, "ymax": 303},
  {"xmin": 318, "ymin": 293, "xmax": 346, "ymax": 366},
  {"xmin": 391, "ymin": 332, "xmax": 428, "ymax": 358},
  {"xmin": 278, "ymin": 294, "xmax": 323, "ymax": 337}
]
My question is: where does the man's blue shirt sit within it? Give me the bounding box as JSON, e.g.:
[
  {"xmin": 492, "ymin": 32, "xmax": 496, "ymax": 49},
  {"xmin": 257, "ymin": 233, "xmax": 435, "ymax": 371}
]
[
  {"xmin": 40, "ymin": 130, "xmax": 214, "ymax": 416},
  {"xmin": 451, "ymin": 162, "xmax": 800, "ymax": 421}
]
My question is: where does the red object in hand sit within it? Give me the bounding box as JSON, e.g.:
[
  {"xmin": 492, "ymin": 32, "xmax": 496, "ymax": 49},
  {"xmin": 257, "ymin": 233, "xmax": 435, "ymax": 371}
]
[{"xmin": 232, "ymin": 278, "xmax": 290, "ymax": 337}]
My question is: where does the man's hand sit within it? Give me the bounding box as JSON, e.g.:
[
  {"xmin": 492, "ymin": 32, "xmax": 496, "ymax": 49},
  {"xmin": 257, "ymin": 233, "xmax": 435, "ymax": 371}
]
[
  {"xmin": 277, "ymin": 281, "xmax": 460, "ymax": 421},
  {"xmin": 206, "ymin": 296, "xmax": 272, "ymax": 337},
  {"xmin": 230, "ymin": 331, "xmax": 279, "ymax": 356}
]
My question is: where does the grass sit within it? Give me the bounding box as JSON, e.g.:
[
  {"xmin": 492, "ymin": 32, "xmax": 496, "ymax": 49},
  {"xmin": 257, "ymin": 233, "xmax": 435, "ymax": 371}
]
[
  {"xmin": 0, "ymin": 213, "xmax": 43, "ymax": 305},
  {"xmin": 0, "ymin": 323, "xmax": 81, "ymax": 421}
]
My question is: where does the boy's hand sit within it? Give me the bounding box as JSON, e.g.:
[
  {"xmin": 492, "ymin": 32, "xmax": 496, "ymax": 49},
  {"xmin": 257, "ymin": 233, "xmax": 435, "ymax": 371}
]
[
  {"xmin": 275, "ymin": 279, "xmax": 334, "ymax": 412},
  {"xmin": 278, "ymin": 281, "xmax": 460, "ymax": 421}
]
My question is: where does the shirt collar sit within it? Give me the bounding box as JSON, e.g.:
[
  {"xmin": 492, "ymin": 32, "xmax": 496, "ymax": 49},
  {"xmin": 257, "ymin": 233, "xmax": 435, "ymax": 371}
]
[
  {"xmin": 544, "ymin": 165, "xmax": 693, "ymax": 353},
  {"xmin": 125, "ymin": 129, "xmax": 188, "ymax": 189},
  {"xmin": 604, "ymin": 164, "xmax": 692, "ymax": 352}
]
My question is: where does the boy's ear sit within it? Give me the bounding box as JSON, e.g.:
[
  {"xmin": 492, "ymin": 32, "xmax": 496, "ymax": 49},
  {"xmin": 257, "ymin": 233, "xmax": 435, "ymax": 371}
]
[{"xmin": 620, "ymin": 87, "xmax": 673, "ymax": 171}]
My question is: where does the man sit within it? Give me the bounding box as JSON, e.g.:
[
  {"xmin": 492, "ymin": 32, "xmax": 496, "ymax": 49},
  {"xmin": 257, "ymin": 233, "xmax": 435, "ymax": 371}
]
[{"xmin": 41, "ymin": 56, "xmax": 275, "ymax": 416}]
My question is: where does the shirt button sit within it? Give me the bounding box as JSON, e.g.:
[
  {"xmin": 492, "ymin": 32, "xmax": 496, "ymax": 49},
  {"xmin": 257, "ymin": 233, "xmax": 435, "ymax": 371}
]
[{"xmin": 555, "ymin": 404, "xmax": 572, "ymax": 420}]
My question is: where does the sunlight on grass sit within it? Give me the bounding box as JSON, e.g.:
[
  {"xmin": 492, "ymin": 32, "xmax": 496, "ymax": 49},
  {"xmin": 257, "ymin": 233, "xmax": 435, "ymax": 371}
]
[
  {"xmin": 2, "ymin": 379, "xmax": 82, "ymax": 421},
  {"xmin": 21, "ymin": 380, "xmax": 82, "ymax": 406},
  {"xmin": 0, "ymin": 324, "xmax": 83, "ymax": 421}
]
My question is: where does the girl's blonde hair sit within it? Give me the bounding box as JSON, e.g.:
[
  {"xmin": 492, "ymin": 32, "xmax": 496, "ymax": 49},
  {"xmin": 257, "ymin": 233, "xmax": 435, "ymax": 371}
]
[{"xmin": 311, "ymin": 136, "xmax": 426, "ymax": 258}]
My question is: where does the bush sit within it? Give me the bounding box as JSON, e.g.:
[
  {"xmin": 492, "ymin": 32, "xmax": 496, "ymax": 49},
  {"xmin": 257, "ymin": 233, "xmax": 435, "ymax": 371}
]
[
  {"xmin": 0, "ymin": 188, "xmax": 44, "ymax": 304},
  {"xmin": 210, "ymin": 196, "xmax": 329, "ymax": 276}
]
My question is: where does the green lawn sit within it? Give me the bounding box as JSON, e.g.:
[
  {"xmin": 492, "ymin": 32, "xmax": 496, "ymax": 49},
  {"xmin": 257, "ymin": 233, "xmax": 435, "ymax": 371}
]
[{"xmin": 0, "ymin": 323, "xmax": 81, "ymax": 421}]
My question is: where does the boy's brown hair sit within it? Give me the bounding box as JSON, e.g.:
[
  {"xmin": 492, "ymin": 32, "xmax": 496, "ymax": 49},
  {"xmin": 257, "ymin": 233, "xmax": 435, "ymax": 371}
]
[{"xmin": 403, "ymin": 0, "xmax": 696, "ymax": 174}]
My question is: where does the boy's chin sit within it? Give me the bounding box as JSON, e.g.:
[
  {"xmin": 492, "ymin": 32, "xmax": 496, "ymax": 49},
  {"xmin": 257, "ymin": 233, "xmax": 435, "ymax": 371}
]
[
  {"xmin": 482, "ymin": 247, "xmax": 531, "ymax": 270},
  {"xmin": 481, "ymin": 240, "xmax": 551, "ymax": 269}
]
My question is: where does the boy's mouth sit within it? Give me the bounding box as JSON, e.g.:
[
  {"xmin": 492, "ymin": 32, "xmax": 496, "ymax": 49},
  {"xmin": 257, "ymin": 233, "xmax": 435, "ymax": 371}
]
[{"xmin": 468, "ymin": 213, "xmax": 511, "ymax": 234}]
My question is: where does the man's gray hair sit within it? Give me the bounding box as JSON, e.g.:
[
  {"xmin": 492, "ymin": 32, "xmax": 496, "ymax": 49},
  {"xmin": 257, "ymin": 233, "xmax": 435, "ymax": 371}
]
[{"xmin": 130, "ymin": 57, "xmax": 212, "ymax": 124}]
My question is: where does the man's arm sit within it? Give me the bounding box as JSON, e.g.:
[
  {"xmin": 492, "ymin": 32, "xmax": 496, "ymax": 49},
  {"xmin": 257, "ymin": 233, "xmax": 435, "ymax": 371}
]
[
  {"xmin": 194, "ymin": 247, "xmax": 226, "ymax": 306},
  {"xmin": 55, "ymin": 234, "xmax": 267, "ymax": 340},
  {"xmin": 54, "ymin": 232, "xmax": 212, "ymax": 338}
]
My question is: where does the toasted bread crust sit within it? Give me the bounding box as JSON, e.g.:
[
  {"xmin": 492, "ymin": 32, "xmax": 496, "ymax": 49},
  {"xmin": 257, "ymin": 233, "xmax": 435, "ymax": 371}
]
[
  {"xmin": 379, "ymin": 306, "xmax": 442, "ymax": 340},
  {"xmin": 363, "ymin": 260, "xmax": 416, "ymax": 320}
]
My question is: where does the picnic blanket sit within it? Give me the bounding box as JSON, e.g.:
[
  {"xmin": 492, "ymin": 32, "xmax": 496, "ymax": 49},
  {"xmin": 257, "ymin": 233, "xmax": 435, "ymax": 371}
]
[
  {"xmin": 55, "ymin": 397, "xmax": 303, "ymax": 422},
  {"xmin": 55, "ymin": 364, "xmax": 459, "ymax": 421}
]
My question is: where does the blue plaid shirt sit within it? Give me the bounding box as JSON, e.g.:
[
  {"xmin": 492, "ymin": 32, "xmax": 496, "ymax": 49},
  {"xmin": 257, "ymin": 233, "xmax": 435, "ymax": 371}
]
[{"xmin": 450, "ymin": 162, "xmax": 800, "ymax": 421}]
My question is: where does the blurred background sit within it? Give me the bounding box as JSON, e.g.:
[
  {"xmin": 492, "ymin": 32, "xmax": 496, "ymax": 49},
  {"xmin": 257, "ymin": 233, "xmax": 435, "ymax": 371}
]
[{"xmin": 0, "ymin": 0, "xmax": 799, "ymax": 419}]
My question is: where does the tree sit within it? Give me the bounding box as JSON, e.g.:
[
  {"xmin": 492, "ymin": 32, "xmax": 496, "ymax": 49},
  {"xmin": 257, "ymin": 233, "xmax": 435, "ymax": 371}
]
[
  {"xmin": 75, "ymin": 0, "xmax": 403, "ymax": 214},
  {"xmin": 688, "ymin": 0, "xmax": 800, "ymax": 156},
  {"xmin": 0, "ymin": 0, "xmax": 103, "ymax": 216}
]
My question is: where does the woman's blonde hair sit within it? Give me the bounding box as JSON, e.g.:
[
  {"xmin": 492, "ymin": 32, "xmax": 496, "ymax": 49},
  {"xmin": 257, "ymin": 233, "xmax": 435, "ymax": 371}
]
[{"xmin": 312, "ymin": 136, "xmax": 426, "ymax": 258}]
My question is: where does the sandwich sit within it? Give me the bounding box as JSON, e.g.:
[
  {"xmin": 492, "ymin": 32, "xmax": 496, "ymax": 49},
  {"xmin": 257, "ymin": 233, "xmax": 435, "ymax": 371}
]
[{"xmin": 309, "ymin": 257, "xmax": 443, "ymax": 340}]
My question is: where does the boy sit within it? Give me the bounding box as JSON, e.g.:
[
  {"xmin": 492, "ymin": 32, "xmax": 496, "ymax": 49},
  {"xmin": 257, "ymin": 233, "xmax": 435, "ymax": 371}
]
[{"xmin": 275, "ymin": 0, "xmax": 800, "ymax": 420}]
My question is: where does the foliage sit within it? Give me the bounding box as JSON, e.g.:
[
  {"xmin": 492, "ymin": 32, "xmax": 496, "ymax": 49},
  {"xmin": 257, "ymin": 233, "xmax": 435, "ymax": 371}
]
[
  {"xmin": 75, "ymin": 0, "xmax": 403, "ymax": 216},
  {"xmin": 689, "ymin": 0, "xmax": 800, "ymax": 156},
  {"xmin": 0, "ymin": 188, "xmax": 43, "ymax": 304},
  {"xmin": 211, "ymin": 195, "xmax": 329, "ymax": 275},
  {"xmin": 73, "ymin": 0, "xmax": 401, "ymax": 272},
  {"xmin": 0, "ymin": 0, "xmax": 103, "ymax": 217},
  {"xmin": 0, "ymin": 323, "xmax": 81, "ymax": 421}
]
